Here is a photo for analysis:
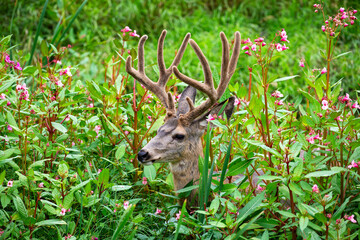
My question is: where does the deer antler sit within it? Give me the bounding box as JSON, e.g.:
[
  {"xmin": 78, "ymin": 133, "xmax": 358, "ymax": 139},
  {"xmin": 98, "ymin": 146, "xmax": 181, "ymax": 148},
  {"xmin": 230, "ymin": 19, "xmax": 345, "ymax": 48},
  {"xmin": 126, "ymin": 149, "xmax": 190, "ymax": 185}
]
[
  {"xmin": 126, "ymin": 30, "xmax": 191, "ymax": 118},
  {"xmin": 173, "ymin": 31, "xmax": 241, "ymax": 124}
]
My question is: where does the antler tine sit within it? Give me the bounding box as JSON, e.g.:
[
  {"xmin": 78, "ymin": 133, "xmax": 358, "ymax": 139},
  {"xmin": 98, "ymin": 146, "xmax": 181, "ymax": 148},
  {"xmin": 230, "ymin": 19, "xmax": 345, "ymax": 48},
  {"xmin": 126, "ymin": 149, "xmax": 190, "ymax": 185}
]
[
  {"xmin": 158, "ymin": 31, "xmax": 191, "ymax": 88},
  {"xmin": 228, "ymin": 31, "xmax": 241, "ymax": 78},
  {"xmin": 173, "ymin": 31, "xmax": 241, "ymax": 124},
  {"xmin": 126, "ymin": 31, "xmax": 191, "ymax": 114},
  {"xmin": 217, "ymin": 31, "xmax": 241, "ymax": 98},
  {"xmin": 157, "ymin": 30, "xmax": 168, "ymax": 85}
]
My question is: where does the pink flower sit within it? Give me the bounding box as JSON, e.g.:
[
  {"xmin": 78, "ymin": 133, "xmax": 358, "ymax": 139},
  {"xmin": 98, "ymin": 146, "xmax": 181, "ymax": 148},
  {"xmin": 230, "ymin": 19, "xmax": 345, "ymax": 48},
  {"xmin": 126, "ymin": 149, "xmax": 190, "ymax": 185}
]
[
  {"xmin": 97, "ymin": 169, "xmax": 102, "ymax": 174},
  {"xmin": 275, "ymin": 43, "xmax": 282, "ymax": 52},
  {"xmin": 251, "ymin": 44, "xmax": 256, "ymax": 51},
  {"xmin": 7, "ymin": 125, "xmax": 12, "ymax": 131},
  {"xmin": 129, "ymin": 30, "xmax": 140, "ymax": 37},
  {"xmin": 155, "ymin": 208, "xmax": 162, "ymax": 215},
  {"xmin": 59, "ymin": 67, "xmax": 72, "ymax": 77},
  {"xmin": 94, "ymin": 125, "xmax": 101, "ymax": 134},
  {"xmin": 262, "ymin": 42, "xmax": 266, "ymax": 47},
  {"xmin": 312, "ymin": 184, "xmax": 319, "ymax": 193},
  {"xmin": 244, "ymin": 50, "xmax": 251, "ymax": 56},
  {"xmin": 142, "ymin": 177, "xmax": 147, "ymax": 185},
  {"xmin": 6, "ymin": 101, "xmax": 11, "ymax": 106},
  {"xmin": 321, "ymin": 67, "xmax": 327, "ymax": 74},
  {"xmin": 38, "ymin": 182, "xmax": 44, "ymax": 188},
  {"xmin": 7, "ymin": 181, "xmax": 13, "ymax": 187},
  {"xmin": 275, "ymin": 100, "xmax": 284, "ymax": 106},
  {"xmin": 88, "ymin": 103, "xmax": 94, "ymax": 108},
  {"xmin": 16, "ymin": 84, "xmax": 22, "ymax": 91},
  {"xmin": 335, "ymin": 116, "xmax": 343, "ymax": 122},
  {"xmin": 60, "ymin": 208, "xmax": 67, "ymax": 216},
  {"xmin": 123, "ymin": 201, "xmax": 130, "ymax": 210},
  {"xmin": 321, "ymin": 100, "xmax": 329, "ymax": 110},
  {"xmin": 124, "ymin": 130, "xmax": 129, "ymax": 135},
  {"xmin": 0, "ymin": 93, "xmax": 5, "ymax": 100},
  {"xmin": 5, "ymin": 55, "xmax": 13, "ymax": 64},
  {"xmin": 345, "ymin": 214, "xmax": 357, "ymax": 223},
  {"xmin": 352, "ymin": 102, "xmax": 360, "ymax": 109},
  {"xmin": 307, "ymin": 136, "xmax": 315, "ymax": 144},
  {"xmin": 55, "ymin": 80, "xmax": 63, "ymax": 87},
  {"xmin": 176, "ymin": 210, "xmax": 182, "ymax": 220},
  {"xmin": 299, "ymin": 60, "xmax": 305, "ymax": 67},
  {"xmin": 206, "ymin": 114, "xmax": 216, "ymax": 122},
  {"xmin": 354, "ymin": 10, "xmax": 357, "ymax": 14},
  {"xmin": 147, "ymin": 116, "xmax": 152, "ymax": 121},
  {"xmin": 280, "ymin": 29, "xmax": 289, "ymax": 42},
  {"xmin": 313, "ymin": 134, "xmax": 322, "ymax": 140},
  {"xmin": 113, "ymin": 209, "xmax": 116, "ymax": 213},
  {"xmin": 321, "ymin": 25, "xmax": 326, "ymax": 32},
  {"xmin": 344, "ymin": 23, "xmax": 349, "ymax": 27},
  {"xmin": 14, "ymin": 62, "xmax": 22, "ymax": 71},
  {"xmin": 121, "ymin": 26, "xmax": 132, "ymax": 33},
  {"xmin": 256, "ymin": 185, "xmax": 265, "ymax": 192},
  {"xmin": 244, "ymin": 38, "xmax": 252, "ymax": 44},
  {"xmin": 351, "ymin": 20, "xmax": 355, "ymax": 25},
  {"xmin": 281, "ymin": 44, "xmax": 289, "ymax": 51},
  {"xmin": 54, "ymin": 60, "xmax": 62, "ymax": 65},
  {"xmin": 234, "ymin": 98, "xmax": 240, "ymax": 106},
  {"xmin": 343, "ymin": 93, "xmax": 351, "ymax": 102},
  {"xmin": 339, "ymin": 7, "xmax": 345, "ymax": 13},
  {"xmin": 242, "ymin": 45, "xmax": 249, "ymax": 50},
  {"xmin": 271, "ymin": 90, "xmax": 283, "ymax": 98},
  {"xmin": 256, "ymin": 37, "xmax": 264, "ymax": 42},
  {"xmin": 348, "ymin": 160, "xmax": 359, "ymax": 169}
]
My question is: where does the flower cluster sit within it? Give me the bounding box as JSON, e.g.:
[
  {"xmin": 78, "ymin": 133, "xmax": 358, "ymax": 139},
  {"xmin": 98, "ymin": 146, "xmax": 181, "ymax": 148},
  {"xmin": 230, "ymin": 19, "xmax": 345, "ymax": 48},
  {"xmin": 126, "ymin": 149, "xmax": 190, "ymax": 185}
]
[
  {"xmin": 348, "ymin": 160, "xmax": 359, "ymax": 169},
  {"xmin": 4, "ymin": 55, "xmax": 22, "ymax": 71},
  {"xmin": 306, "ymin": 134, "xmax": 322, "ymax": 144},
  {"xmin": 59, "ymin": 66, "xmax": 72, "ymax": 77},
  {"xmin": 16, "ymin": 83, "xmax": 30, "ymax": 101},
  {"xmin": 312, "ymin": 184, "xmax": 320, "ymax": 193},
  {"xmin": 344, "ymin": 214, "xmax": 357, "ymax": 223},
  {"xmin": 121, "ymin": 26, "xmax": 140, "ymax": 38},
  {"xmin": 314, "ymin": 4, "xmax": 357, "ymax": 35}
]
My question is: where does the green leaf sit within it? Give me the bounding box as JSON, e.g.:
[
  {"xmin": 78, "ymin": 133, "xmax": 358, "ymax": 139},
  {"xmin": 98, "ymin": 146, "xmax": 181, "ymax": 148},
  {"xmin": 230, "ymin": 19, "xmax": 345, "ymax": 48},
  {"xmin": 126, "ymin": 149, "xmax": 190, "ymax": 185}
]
[
  {"xmin": 111, "ymin": 185, "xmax": 132, "ymax": 191},
  {"xmin": 272, "ymin": 75, "xmax": 299, "ymax": 83},
  {"xmin": 98, "ymin": 168, "xmax": 110, "ymax": 185},
  {"xmin": 51, "ymin": 122, "xmax": 68, "ymax": 133},
  {"xmin": 63, "ymin": 192, "xmax": 74, "ymax": 209},
  {"xmin": 243, "ymin": 139, "xmax": 282, "ymax": 158},
  {"xmin": 293, "ymin": 158, "xmax": 303, "ymax": 180},
  {"xmin": 248, "ymin": 96, "xmax": 264, "ymax": 118},
  {"xmin": 226, "ymin": 159, "xmax": 252, "ymax": 177},
  {"xmin": 143, "ymin": 165, "xmax": 156, "ymax": 181},
  {"xmin": 299, "ymin": 216, "xmax": 309, "ymax": 232},
  {"xmin": 305, "ymin": 168, "xmax": 343, "ymax": 178},
  {"xmin": 349, "ymin": 147, "xmax": 360, "ymax": 162},
  {"xmin": 13, "ymin": 196, "xmax": 28, "ymax": 218},
  {"xmin": 235, "ymin": 191, "xmax": 265, "ymax": 225},
  {"xmin": 40, "ymin": 40, "xmax": 48, "ymax": 56},
  {"xmin": 276, "ymin": 210, "xmax": 296, "ymax": 218},
  {"xmin": 0, "ymin": 170, "xmax": 5, "ymax": 185},
  {"xmin": 7, "ymin": 111, "xmax": 18, "ymax": 129},
  {"xmin": 35, "ymin": 219, "xmax": 67, "ymax": 226},
  {"xmin": 175, "ymin": 185, "xmax": 199, "ymax": 194},
  {"xmin": 333, "ymin": 51, "xmax": 352, "ymax": 60},
  {"xmin": 115, "ymin": 144, "xmax": 126, "ymax": 160},
  {"xmin": 331, "ymin": 197, "xmax": 350, "ymax": 221}
]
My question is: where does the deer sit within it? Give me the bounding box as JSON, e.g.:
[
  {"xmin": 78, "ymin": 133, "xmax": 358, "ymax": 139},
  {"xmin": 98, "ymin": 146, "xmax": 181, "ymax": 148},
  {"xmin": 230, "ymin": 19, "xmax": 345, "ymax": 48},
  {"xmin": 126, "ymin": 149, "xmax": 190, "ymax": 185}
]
[{"xmin": 125, "ymin": 30, "xmax": 241, "ymax": 207}]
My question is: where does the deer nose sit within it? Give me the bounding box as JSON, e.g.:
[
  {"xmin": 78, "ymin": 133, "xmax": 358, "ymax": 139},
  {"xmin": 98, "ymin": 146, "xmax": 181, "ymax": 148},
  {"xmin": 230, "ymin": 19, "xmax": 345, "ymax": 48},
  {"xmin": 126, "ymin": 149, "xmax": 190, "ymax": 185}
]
[{"xmin": 138, "ymin": 149, "xmax": 150, "ymax": 162}]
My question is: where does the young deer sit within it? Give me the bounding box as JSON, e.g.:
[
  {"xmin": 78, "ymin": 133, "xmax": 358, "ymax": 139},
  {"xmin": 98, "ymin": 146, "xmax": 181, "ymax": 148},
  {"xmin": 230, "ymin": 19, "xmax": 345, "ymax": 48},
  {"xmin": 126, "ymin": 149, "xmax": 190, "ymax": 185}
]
[{"xmin": 126, "ymin": 30, "xmax": 241, "ymax": 206}]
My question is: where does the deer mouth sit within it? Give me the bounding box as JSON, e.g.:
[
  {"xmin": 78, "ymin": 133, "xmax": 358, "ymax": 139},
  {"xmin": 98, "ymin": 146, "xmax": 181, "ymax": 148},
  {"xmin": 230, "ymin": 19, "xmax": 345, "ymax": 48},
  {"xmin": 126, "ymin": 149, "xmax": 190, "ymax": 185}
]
[{"xmin": 140, "ymin": 158, "xmax": 160, "ymax": 165}]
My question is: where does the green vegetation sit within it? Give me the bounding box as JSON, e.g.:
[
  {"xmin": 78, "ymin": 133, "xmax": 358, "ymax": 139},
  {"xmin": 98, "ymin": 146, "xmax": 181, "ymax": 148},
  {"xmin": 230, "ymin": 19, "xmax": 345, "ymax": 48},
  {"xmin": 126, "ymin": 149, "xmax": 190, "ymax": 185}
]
[{"xmin": 0, "ymin": 1, "xmax": 360, "ymax": 239}]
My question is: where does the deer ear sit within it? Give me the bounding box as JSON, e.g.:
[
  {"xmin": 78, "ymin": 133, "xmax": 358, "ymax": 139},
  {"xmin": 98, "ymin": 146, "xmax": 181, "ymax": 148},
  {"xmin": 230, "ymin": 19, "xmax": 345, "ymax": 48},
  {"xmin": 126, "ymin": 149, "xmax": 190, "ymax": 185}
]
[
  {"xmin": 177, "ymin": 86, "xmax": 197, "ymax": 117},
  {"xmin": 197, "ymin": 97, "xmax": 235, "ymax": 128}
]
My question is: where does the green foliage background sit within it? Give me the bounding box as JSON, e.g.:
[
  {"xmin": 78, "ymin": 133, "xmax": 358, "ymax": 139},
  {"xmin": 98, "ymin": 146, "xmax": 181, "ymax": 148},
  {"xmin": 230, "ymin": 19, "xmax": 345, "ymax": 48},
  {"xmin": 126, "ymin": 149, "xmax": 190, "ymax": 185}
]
[{"xmin": 1, "ymin": 0, "xmax": 359, "ymax": 94}]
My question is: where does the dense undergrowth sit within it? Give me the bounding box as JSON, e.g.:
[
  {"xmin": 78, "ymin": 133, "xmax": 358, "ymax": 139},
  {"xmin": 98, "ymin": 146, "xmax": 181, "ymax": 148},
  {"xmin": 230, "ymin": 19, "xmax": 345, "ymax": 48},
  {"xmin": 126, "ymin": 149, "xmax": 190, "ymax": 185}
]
[{"xmin": 0, "ymin": 1, "xmax": 360, "ymax": 239}]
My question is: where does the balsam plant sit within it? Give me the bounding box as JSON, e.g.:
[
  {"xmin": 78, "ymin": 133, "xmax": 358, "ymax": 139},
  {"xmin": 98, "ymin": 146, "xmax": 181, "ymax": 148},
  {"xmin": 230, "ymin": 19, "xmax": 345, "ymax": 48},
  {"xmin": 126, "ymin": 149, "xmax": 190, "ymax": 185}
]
[{"xmin": 0, "ymin": 1, "xmax": 359, "ymax": 240}]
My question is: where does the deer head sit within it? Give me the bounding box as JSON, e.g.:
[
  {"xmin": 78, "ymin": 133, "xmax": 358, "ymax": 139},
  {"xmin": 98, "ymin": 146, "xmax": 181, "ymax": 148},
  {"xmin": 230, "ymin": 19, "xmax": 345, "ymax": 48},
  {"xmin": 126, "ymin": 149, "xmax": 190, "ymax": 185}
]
[{"xmin": 126, "ymin": 30, "xmax": 241, "ymax": 204}]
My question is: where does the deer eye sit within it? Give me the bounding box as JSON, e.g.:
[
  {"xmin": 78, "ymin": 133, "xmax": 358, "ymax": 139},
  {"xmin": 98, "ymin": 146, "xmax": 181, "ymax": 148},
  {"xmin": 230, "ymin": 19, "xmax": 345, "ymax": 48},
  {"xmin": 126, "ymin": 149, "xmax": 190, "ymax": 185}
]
[{"xmin": 173, "ymin": 134, "xmax": 185, "ymax": 140}]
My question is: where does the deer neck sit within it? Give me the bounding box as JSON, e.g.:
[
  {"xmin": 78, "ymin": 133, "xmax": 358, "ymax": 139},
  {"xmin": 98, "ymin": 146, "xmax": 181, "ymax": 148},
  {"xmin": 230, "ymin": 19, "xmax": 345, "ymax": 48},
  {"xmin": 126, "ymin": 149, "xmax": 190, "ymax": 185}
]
[{"xmin": 169, "ymin": 140, "xmax": 202, "ymax": 204}]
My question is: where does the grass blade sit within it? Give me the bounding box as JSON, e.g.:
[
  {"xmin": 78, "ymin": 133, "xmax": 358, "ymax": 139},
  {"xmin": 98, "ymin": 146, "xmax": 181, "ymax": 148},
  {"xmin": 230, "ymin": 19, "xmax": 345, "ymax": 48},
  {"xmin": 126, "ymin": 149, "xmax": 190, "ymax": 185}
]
[
  {"xmin": 111, "ymin": 204, "xmax": 135, "ymax": 240},
  {"xmin": 55, "ymin": 0, "xmax": 88, "ymax": 47},
  {"xmin": 218, "ymin": 132, "xmax": 234, "ymax": 192},
  {"xmin": 27, "ymin": 0, "xmax": 49, "ymax": 67},
  {"xmin": 174, "ymin": 200, "xmax": 187, "ymax": 240}
]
